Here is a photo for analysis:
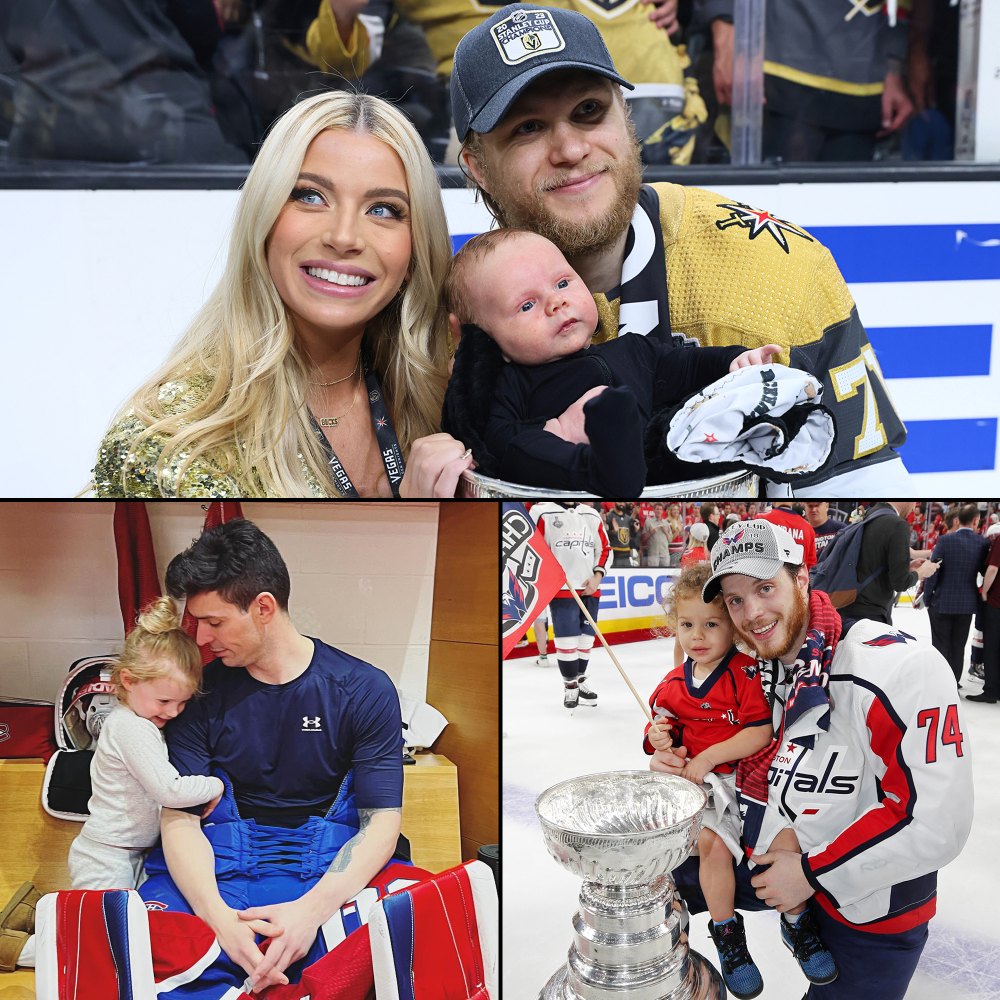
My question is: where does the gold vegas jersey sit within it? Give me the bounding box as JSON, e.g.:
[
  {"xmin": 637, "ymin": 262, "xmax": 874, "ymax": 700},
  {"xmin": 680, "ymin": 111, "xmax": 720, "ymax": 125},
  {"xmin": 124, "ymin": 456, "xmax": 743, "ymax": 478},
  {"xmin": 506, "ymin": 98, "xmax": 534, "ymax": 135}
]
[
  {"xmin": 593, "ymin": 182, "xmax": 908, "ymax": 488},
  {"xmin": 305, "ymin": 1, "xmax": 706, "ymax": 163},
  {"xmin": 394, "ymin": 0, "xmax": 689, "ymax": 83},
  {"xmin": 307, "ymin": 0, "xmax": 691, "ymax": 83}
]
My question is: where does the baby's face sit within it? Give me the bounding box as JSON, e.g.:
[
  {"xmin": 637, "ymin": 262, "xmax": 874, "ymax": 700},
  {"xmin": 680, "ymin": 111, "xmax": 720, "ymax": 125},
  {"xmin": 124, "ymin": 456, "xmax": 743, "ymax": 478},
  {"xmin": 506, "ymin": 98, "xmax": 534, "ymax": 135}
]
[{"xmin": 474, "ymin": 233, "xmax": 598, "ymax": 365}]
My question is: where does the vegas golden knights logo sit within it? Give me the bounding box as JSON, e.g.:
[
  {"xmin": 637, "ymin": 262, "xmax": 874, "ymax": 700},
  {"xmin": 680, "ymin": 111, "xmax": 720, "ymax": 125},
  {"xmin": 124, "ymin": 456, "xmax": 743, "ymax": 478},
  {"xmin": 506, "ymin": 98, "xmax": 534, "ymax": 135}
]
[{"xmin": 523, "ymin": 32, "xmax": 541, "ymax": 51}]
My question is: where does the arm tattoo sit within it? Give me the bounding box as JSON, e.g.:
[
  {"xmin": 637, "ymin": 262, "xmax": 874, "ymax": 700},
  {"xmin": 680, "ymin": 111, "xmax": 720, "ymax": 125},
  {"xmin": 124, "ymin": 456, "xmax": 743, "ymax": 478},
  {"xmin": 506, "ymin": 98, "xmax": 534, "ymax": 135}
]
[{"xmin": 329, "ymin": 806, "xmax": 401, "ymax": 873}]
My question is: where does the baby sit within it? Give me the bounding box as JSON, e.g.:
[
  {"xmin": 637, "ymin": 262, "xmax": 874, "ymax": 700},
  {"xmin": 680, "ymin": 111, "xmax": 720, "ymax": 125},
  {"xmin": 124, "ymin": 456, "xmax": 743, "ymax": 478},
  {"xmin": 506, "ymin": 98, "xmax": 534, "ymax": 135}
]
[{"xmin": 441, "ymin": 228, "xmax": 784, "ymax": 495}]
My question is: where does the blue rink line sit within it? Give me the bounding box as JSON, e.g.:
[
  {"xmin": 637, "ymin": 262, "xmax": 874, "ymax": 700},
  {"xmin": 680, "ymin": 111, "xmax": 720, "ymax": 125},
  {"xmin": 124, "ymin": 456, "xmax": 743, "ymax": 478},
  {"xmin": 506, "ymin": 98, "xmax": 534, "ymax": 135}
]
[
  {"xmin": 792, "ymin": 224, "xmax": 1000, "ymax": 283},
  {"xmin": 868, "ymin": 326, "xmax": 992, "ymax": 379},
  {"xmin": 898, "ymin": 418, "xmax": 998, "ymax": 473},
  {"xmin": 454, "ymin": 225, "xmax": 1000, "ymax": 283}
]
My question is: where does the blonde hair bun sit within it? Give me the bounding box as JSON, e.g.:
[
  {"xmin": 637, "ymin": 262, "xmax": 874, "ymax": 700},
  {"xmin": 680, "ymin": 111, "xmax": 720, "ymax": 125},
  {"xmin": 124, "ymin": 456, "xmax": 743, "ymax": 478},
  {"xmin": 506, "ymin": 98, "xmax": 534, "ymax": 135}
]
[
  {"xmin": 114, "ymin": 597, "xmax": 203, "ymax": 700},
  {"xmin": 135, "ymin": 596, "xmax": 184, "ymax": 635}
]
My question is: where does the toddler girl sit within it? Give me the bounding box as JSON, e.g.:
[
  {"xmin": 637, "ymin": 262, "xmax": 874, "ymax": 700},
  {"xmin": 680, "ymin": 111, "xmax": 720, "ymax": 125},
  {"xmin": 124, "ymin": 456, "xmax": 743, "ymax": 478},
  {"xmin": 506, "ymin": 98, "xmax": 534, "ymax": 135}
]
[{"xmin": 0, "ymin": 597, "xmax": 222, "ymax": 971}]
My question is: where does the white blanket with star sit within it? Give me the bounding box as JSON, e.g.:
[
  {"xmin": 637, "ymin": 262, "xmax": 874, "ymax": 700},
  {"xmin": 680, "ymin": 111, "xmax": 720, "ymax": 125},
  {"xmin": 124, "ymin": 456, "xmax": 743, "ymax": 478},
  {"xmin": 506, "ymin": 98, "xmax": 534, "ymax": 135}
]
[{"xmin": 665, "ymin": 364, "xmax": 835, "ymax": 480}]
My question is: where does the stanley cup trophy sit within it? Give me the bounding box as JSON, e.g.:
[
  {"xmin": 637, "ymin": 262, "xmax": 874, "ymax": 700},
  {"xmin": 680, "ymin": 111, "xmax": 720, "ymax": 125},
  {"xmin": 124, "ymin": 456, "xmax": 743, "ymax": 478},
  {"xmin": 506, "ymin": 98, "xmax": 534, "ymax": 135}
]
[{"xmin": 536, "ymin": 771, "xmax": 725, "ymax": 1000}]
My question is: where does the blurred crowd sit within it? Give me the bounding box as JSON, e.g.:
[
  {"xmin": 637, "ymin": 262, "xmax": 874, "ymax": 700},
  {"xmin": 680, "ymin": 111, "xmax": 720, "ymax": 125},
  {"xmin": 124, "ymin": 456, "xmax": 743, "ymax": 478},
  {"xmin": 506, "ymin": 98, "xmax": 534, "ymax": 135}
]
[
  {"xmin": 586, "ymin": 500, "xmax": 1000, "ymax": 570},
  {"xmin": 0, "ymin": 0, "xmax": 963, "ymax": 168}
]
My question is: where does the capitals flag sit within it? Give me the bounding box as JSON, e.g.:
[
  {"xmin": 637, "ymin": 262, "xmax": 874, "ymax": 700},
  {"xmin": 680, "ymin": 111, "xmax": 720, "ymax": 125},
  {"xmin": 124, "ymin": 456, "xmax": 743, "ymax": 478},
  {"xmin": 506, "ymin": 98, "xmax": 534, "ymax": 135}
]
[{"xmin": 501, "ymin": 503, "xmax": 566, "ymax": 659}]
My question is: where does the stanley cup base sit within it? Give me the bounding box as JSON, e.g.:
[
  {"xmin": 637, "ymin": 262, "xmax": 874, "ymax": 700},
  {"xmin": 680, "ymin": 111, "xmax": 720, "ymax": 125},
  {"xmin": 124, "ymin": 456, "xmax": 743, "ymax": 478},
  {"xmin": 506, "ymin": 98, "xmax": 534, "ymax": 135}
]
[{"xmin": 539, "ymin": 948, "xmax": 725, "ymax": 1000}]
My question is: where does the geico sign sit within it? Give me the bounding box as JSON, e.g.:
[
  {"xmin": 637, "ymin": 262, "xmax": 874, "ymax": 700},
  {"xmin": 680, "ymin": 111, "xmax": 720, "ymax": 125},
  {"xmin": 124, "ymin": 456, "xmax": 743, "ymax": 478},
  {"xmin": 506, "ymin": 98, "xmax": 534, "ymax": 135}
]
[{"xmin": 599, "ymin": 572, "xmax": 678, "ymax": 610}]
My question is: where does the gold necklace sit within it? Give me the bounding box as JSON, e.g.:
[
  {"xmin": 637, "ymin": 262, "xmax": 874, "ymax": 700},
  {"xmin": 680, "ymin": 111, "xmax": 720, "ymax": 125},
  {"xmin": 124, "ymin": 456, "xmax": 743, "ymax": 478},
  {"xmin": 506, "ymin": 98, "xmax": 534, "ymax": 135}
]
[
  {"xmin": 308, "ymin": 352, "xmax": 361, "ymax": 387},
  {"xmin": 317, "ymin": 375, "xmax": 362, "ymax": 427}
]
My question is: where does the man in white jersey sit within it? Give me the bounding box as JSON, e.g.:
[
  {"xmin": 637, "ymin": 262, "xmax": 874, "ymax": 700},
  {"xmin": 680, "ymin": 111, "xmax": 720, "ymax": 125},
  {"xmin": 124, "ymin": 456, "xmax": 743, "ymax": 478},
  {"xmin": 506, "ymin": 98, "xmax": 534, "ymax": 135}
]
[
  {"xmin": 530, "ymin": 501, "xmax": 611, "ymax": 710},
  {"xmin": 652, "ymin": 519, "xmax": 973, "ymax": 1000}
]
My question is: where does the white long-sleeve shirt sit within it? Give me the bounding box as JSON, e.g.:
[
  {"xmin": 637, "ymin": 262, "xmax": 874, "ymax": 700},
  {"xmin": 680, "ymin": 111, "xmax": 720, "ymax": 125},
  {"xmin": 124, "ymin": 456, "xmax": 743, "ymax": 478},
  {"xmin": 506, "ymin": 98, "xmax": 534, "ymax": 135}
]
[{"xmin": 81, "ymin": 703, "xmax": 223, "ymax": 848}]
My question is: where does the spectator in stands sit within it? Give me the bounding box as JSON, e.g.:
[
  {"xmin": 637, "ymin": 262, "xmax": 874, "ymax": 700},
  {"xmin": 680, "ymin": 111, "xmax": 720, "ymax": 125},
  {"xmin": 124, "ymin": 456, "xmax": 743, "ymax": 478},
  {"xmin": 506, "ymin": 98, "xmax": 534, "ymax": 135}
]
[
  {"xmin": 321, "ymin": 0, "xmax": 706, "ymax": 166},
  {"xmin": 681, "ymin": 521, "xmax": 711, "ymax": 568},
  {"xmin": 761, "ymin": 502, "xmax": 817, "ymax": 569},
  {"xmin": 902, "ymin": 0, "xmax": 959, "ymax": 161},
  {"xmin": 643, "ymin": 503, "xmax": 673, "ymax": 568},
  {"xmin": 93, "ymin": 91, "xmax": 472, "ymax": 498},
  {"xmin": 971, "ymin": 526, "xmax": 1000, "ymax": 704},
  {"xmin": 607, "ymin": 502, "xmax": 642, "ymax": 568},
  {"xmin": 2, "ymin": 0, "xmax": 247, "ymax": 163},
  {"xmin": 922, "ymin": 503, "xmax": 989, "ymax": 688},
  {"xmin": 804, "ymin": 501, "xmax": 846, "ymax": 560},
  {"xmin": 301, "ymin": 1, "xmax": 449, "ymax": 161},
  {"xmin": 450, "ymin": 3, "xmax": 912, "ymax": 495},
  {"xmin": 695, "ymin": 0, "xmax": 913, "ymax": 162},
  {"xmin": 839, "ymin": 502, "xmax": 940, "ymax": 626},
  {"xmin": 667, "ymin": 503, "xmax": 687, "ymax": 567},
  {"xmin": 700, "ymin": 502, "xmax": 722, "ymax": 554}
]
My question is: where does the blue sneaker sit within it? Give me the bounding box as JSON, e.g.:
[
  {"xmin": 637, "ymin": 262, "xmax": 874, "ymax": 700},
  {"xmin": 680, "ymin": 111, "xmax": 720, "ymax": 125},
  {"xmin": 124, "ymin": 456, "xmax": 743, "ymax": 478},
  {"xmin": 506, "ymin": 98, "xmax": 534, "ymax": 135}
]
[
  {"xmin": 780, "ymin": 909, "xmax": 838, "ymax": 985},
  {"xmin": 707, "ymin": 913, "xmax": 763, "ymax": 999}
]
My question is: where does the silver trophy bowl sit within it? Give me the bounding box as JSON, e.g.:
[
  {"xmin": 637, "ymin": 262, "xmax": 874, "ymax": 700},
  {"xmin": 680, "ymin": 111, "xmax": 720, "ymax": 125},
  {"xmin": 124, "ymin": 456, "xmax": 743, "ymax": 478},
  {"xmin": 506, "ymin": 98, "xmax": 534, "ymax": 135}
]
[
  {"xmin": 536, "ymin": 771, "xmax": 724, "ymax": 1000},
  {"xmin": 460, "ymin": 468, "xmax": 758, "ymax": 499}
]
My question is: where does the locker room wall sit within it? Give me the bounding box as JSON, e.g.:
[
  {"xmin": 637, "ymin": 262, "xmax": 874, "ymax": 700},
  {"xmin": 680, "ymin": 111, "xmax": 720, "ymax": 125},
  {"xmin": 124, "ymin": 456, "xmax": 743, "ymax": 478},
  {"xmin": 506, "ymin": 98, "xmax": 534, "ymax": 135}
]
[
  {"xmin": 0, "ymin": 501, "xmax": 439, "ymax": 704},
  {"xmin": 427, "ymin": 502, "xmax": 500, "ymax": 862}
]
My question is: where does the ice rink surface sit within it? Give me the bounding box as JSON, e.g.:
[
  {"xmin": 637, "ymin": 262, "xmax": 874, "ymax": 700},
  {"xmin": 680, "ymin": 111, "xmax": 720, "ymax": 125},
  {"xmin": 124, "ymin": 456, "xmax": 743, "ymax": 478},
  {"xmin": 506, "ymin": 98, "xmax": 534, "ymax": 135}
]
[{"xmin": 503, "ymin": 605, "xmax": 999, "ymax": 999}]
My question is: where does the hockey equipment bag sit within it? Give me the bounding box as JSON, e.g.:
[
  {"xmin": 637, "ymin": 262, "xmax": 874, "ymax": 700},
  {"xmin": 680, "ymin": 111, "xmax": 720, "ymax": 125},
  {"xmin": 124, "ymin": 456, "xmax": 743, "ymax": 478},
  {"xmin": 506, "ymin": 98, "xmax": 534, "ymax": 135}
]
[{"xmin": 41, "ymin": 656, "xmax": 117, "ymax": 821}]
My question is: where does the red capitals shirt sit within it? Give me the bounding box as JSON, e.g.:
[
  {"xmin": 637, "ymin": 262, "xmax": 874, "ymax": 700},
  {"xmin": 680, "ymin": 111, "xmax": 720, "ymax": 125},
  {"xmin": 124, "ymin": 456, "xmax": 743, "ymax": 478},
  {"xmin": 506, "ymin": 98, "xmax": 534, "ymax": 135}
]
[{"xmin": 643, "ymin": 648, "xmax": 771, "ymax": 773}]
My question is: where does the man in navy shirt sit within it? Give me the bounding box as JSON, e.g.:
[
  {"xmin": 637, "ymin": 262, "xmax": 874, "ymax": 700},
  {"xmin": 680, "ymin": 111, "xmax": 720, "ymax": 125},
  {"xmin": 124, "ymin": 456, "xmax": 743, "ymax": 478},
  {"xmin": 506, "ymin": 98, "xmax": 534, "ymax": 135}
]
[
  {"xmin": 804, "ymin": 501, "xmax": 847, "ymax": 559},
  {"xmin": 140, "ymin": 519, "xmax": 403, "ymax": 996}
]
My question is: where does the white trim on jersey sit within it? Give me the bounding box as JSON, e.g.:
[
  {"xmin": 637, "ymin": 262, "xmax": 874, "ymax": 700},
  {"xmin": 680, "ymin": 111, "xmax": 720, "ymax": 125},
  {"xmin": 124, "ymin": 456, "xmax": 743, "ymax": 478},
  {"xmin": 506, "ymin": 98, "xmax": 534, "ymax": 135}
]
[{"xmin": 156, "ymin": 940, "xmax": 222, "ymax": 993}]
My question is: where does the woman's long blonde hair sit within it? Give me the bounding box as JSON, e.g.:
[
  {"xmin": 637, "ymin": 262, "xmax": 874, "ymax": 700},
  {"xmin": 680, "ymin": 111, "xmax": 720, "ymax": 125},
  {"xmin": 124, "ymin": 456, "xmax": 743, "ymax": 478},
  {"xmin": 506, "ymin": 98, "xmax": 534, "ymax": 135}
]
[{"xmin": 117, "ymin": 91, "xmax": 453, "ymax": 496}]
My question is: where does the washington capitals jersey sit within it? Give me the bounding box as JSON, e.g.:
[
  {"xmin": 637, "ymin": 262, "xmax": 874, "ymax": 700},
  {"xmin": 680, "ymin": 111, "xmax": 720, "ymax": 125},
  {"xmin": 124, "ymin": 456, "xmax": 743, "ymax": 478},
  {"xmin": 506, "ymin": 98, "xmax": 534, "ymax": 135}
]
[
  {"xmin": 166, "ymin": 639, "xmax": 403, "ymax": 823},
  {"xmin": 643, "ymin": 649, "xmax": 771, "ymax": 772},
  {"xmin": 531, "ymin": 503, "xmax": 611, "ymax": 595},
  {"xmin": 749, "ymin": 620, "xmax": 974, "ymax": 931}
]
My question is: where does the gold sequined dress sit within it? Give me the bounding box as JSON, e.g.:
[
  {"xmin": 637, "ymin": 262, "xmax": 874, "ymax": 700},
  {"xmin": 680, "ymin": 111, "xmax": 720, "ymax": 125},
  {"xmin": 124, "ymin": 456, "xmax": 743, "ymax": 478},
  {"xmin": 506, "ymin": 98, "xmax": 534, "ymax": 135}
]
[{"xmin": 92, "ymin": 373, "xmax": 330, "ymax": 498}]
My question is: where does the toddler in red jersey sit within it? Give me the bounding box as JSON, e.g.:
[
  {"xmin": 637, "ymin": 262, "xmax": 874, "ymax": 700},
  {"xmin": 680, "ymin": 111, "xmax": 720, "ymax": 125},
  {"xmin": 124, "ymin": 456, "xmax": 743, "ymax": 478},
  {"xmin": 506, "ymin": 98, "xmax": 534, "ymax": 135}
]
[{"xmin": 643, "ymin": 562, "xmax": 835, "ymax": 998}]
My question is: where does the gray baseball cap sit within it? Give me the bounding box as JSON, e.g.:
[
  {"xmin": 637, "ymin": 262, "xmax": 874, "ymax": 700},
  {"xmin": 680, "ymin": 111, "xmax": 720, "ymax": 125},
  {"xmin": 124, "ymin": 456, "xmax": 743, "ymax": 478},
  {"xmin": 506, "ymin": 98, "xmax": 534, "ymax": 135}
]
[
  {"xmin": 702, "ymin": 520, "xmax": 805, "ymax": 602},
  {"xmin": 451, "ymin": 5, "xmax": 633, "ymax": 142}
]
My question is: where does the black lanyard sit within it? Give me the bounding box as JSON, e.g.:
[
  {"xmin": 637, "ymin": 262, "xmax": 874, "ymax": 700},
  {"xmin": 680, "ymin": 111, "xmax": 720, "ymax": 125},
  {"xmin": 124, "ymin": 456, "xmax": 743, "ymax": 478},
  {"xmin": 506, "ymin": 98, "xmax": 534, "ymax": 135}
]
[{"xmin": 309, "ymin": 345, "xmax": 404, "ymax": 497}]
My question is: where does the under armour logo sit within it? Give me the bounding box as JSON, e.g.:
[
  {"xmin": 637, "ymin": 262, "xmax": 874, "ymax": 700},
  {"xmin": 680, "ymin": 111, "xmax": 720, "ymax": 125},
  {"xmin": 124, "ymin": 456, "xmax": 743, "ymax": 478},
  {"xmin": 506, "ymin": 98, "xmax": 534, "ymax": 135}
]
[
  {"xmin": 0, "ymin": 724, "xmax": 9, "ymax": 742},
  {"xmin": 302, "ymin": 716, "xmax": 323, "ymax": 731}
]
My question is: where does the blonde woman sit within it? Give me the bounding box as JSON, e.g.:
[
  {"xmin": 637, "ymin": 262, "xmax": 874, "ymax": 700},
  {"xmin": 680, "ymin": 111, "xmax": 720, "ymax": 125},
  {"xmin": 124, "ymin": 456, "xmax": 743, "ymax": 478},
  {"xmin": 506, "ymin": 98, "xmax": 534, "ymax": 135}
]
[{"xmin": 93, "ymin": 91, "xmax": 471, "ymax": 498}]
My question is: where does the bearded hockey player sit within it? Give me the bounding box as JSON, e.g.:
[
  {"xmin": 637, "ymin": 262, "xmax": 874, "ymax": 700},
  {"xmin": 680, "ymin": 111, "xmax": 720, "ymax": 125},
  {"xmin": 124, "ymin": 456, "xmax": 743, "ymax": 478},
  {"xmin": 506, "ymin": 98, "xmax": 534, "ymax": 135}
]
[{"xmin": 653, "ymin": 519, "xmax": 973, "ymax": 1000}]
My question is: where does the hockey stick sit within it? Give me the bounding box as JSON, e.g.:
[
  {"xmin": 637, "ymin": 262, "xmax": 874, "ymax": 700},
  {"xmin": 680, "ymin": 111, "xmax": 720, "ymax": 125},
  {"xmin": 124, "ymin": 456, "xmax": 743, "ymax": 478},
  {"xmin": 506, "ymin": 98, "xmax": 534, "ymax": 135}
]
[{"xmin": 568, "ymin": 587, "xmax": 658, "ymax": 725}]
